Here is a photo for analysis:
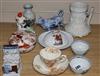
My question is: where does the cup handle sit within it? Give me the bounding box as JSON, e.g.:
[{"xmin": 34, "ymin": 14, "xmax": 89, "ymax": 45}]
[{"xmin": 56, "ymin": 55, "xmax": 66, "ymax": 63}]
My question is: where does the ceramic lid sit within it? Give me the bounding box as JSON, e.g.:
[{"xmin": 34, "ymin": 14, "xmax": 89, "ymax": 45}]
[
  {"xmin": 40, "ymin": 47, "xmax": 61, "ymax": 60},
  {"xmin": 24, "ymin": 3, "xmax": 33, "ymax": 9}
]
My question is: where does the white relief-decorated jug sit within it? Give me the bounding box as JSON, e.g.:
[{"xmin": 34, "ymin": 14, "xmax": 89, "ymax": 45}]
[{"xmin": 65, "ymin": 2, "xmax": 94, "ymax": 37}]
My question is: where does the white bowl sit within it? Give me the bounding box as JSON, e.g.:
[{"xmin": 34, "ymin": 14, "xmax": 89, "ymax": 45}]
[
  {"xmin": 71, "ymin": 40, "xmax": 90, "ymax": 55},
  {"xmin": 70, "ymin": 56, "xmax": 91, "ymax": 74}
]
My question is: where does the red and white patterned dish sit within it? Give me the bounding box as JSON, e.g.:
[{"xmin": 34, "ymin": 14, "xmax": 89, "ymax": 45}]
[{"xmin": 9, "ymin": 31, "xmax": 36, "ymax": 53}]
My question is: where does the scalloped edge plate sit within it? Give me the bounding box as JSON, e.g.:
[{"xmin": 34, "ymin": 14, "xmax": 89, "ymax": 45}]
[{"xmin": 38, "ymin": 31, "xmax": 74, "ymax": 49}]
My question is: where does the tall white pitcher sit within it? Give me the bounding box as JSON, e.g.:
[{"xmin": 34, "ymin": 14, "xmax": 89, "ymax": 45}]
[{"xmin": 65, "ymin": 2, "xmax": 94, "ymax": 37}]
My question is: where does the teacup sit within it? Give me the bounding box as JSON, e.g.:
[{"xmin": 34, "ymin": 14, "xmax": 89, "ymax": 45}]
[{"xmin": 39, "ymin": 47, "xmax": 67, "ymax": 67}]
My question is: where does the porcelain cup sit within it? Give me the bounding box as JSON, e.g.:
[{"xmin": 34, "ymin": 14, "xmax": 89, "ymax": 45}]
[{"xmin": 39, "ymin": 47, "xmax": 66, "ymax": 67}]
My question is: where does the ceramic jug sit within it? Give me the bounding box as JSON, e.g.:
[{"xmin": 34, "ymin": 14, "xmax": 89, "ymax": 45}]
[
  {"xmin": 23, "ymin": 3, "xmax": 36, "ymax": 26},
  {"xmin": 65, "ymin": 2, "xmax": 94, "ymax": 37}
]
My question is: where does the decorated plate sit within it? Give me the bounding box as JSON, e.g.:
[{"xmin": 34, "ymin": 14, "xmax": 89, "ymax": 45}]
[
  {"xmin": 9, "ymin": 30, "xmax": 36, "ymax": 53},
  {"xmin": 38, "ymin": 30, "xmax": 73, "ymax": 49}
]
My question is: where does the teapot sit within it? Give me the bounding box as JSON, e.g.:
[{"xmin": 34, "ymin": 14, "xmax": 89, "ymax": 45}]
[{"xmin": 65, "ymin": 2, "xmax": 94, "ymax": 37}]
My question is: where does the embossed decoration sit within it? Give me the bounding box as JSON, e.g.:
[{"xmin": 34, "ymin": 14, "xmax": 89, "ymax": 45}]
[{"xmin": 65, "ymin": 2, "xmax": 94, "ymax": 37}]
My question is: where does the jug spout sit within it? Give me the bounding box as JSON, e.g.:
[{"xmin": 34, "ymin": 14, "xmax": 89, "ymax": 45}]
[{"xmin": 87, "ymin": 7, "xmax": 94, "ymax": 25}]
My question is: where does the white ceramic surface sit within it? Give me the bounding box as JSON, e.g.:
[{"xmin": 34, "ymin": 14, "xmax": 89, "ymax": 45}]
[
  {"xmin": 3, "ymin": 73, "xmax": 20, "ymax": 76},
  {"xmin": 71, "ymin": 40, "xmax": 90, "ymax": 55},
  {"xmin": 38, "ymin": 31, "xmax": 73, "ymax": 49},
  {"xmin": 23, "ymin": 3, "xmax": 35, "ymax": 20},
  {"xmin": 70, "ymin": 2, "xmax": 88, "ymax": 12},
  {"xmin": 70, "ymin": 56, "xmax": 91, "ymax": 74},
  {"xmin": 33, "ymin": 55, "xmax": 69, "ymax": 75}
]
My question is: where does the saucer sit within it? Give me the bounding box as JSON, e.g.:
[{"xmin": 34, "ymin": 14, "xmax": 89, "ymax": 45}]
[
  {"xmin": 33, "ymin": 55, "xmax": 69, "ymax": 75},
  {"xmin": 38, "ymin": 31, "xmax": 73, "ymax": 49}
]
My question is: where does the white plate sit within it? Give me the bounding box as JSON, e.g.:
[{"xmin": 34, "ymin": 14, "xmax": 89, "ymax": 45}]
[
  {"xmin": 38, "ymin": 31, "xmax": 74, "ymax": 49},
  {"xmin": 33, "ymin": 55, "xmax": 69, "ymax": 75}
]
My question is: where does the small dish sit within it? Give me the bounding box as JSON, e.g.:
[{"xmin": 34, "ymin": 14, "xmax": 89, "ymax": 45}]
[
  {"xmin": 69, "ymin": 56, "xmax": 91, "ymax": 74},
  {"xmin": 9, "ymin": 30, "xmax": 36, "ymax": 53}
]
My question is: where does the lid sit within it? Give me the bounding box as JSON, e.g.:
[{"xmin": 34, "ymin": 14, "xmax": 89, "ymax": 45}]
[
  {"xmin": 40, "ymin": 47, "xmax": 61, "ymax": 60},
  {"xmin": 24, "ymin": 3, "xmax": 33, "ymax": 9}
]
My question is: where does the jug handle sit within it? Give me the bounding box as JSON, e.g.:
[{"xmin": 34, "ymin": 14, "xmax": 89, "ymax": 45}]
[{"xmin": 87, "ymin": 7, "xmax": 94, "ymax": 25}]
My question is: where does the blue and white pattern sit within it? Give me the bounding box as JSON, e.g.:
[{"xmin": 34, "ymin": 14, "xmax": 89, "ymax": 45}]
[{"xmin": 36, "ymin": 10, "xmax": 64, "ymax": 30}]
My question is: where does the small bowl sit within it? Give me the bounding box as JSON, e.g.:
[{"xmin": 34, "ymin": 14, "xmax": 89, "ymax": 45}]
[
  {"xmin": 71, "ymin": 40, "xmax": 90, "ymax": 55},
  {"xmin": 69, "ymin": 56, "xmax": 91, "ymax": 74}
]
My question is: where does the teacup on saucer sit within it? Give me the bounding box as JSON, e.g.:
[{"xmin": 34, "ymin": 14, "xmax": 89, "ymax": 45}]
[{"xmin": 33, "ymin": 47, "xmax": 69, "ymax": 75}]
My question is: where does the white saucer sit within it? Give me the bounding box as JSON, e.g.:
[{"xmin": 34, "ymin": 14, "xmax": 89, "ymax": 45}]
[
  {"xmin": 38, "ymin": 31, "xmax": 73, "ymax": 49},
  {"xmin": 33, "ymin": 55, "xmax": 69, "ymax": 75}
]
